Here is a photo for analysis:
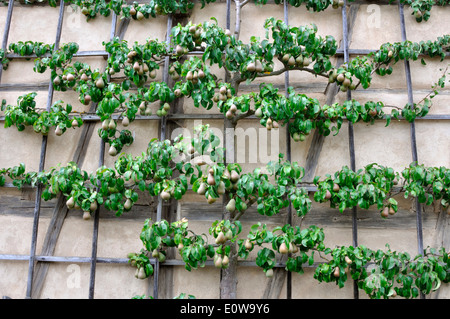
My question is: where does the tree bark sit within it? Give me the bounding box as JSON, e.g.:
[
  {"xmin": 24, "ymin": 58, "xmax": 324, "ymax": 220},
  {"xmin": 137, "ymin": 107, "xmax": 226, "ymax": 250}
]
[{"xmin": 220, "ymin": 117, "xmax": 238, "ymax": 298}]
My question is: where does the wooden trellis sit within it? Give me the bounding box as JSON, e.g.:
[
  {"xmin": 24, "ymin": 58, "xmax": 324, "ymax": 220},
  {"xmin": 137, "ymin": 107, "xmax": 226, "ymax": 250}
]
[{"xmin": 0, "ymin": 0, "xmax": 448, "ymax": 299}]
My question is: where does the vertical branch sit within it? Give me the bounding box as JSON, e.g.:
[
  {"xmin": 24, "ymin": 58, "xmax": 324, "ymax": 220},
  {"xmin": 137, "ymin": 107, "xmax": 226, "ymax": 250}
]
[
  {"xmin": 88, "ymin": 11, "xmax": 118, "ymax": 300},
  {"xmin": 263, "ymin": 0, "xmax": 291, "ymax": 299},
  {"xmin": 220, "ymin": 0, "xmax": 239, "ymax": 300},
  {"xmin": 151, "ymin": 13, "xmax": 173, "ymax": 300},
  {"xmin": 342, "ymin": 0, "xmax": 359, "ymax": 300}
]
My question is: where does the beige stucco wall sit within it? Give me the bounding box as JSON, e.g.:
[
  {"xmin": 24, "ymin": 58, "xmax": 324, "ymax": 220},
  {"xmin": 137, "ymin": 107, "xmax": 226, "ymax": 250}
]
[{"xmin": 0, "ymin": 3, "xmax": 449, "ymax": 299}]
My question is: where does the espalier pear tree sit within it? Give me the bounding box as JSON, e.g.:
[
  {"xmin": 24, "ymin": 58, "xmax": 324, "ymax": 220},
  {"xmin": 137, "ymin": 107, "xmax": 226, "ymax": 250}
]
[{"xmin": 0, "ymin": 0, "xmax": 449, "ymax": 299}]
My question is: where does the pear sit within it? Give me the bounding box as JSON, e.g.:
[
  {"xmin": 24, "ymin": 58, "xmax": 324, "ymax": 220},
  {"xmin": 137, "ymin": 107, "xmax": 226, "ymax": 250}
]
[
  {"xmin": 289, "ymin": 242, "xmax": 299, "ymax": 254},
  {"xmin": 89, "ymin": 200, "xmax": 98, "ymax": 212},
  {"xmin": 345, "ymin": 256, "xmax": 352, "ymax": 265},
  {"xmin": 149, "ymin": 69, "xmax": 157, "ymax": 79},
  {"xmin": 175, "ymin": 45, "xmax": 184, "ymax": 56},
  {"xmin": 226, "ymin": 198, "xmax": 236, "ymax": 213},
  {"xmin": 222, "ymin": 255, "xmax": 230, "ymax": 267},
  {"xmin": 71, "ymin": 119, "xmax": 79, "ymax": 127},
  {"xmin": 53, "ymin": 76, "xmax": 61, "ymax": 86},
  {"xmin": 207, "ymin": 173, "xmax": 215, "ymax": 186},
  {"xmin": 160, "ymin": 191, "xmax": 171, "ymax": 201},
  {"xmin": 83, "ymin": 211, "xmax": 91, "ymax": 220},
  {"xmin": 225, "ymin": 110, "xmax": 233, "ymax": 119},
  {"xmin": 265, "ymin": 269, "xmax": 274, "ymax": 277},
  {"xmin": 80, "ymin": 73, "xmax": 88, "ymax": 81},
  {"xmin": 230, "ymin": 170, "xmax": 239, "ymax": 183},
  {"xmin": 381, "ymin": 206, "xmax": 389, "ymax": 218},
  {"xmin": 214, "ymin": 255, "xmax": 223, "ymax": 268},
  {"xmin": 67, "ymin": 73, "xmax": 75, "ymax": 82},
  {"xmin": 302, "ymin": 57, "xmax": 311, "ymax": 67},
  {"xmin": 389, "ymin": 206, "xmax": 396, "ymax": 215},
  {"xmin": 217, "ymin": 181, "xmax": 226, "ymax": 195},
  {"xmin": 333, "ymin": 267, "xmax": 340, "ymax": 278},
  {"xmin": 189, "ymin": 25, "xmax": 197, "ymax": 34},
  {"xmin": 122, "ymin": 116, "xmax": 130, "ymax": 127},
  {"xmin": 255, "ymin": 60, "xmax": 263, "ymax": 73},
  {"xmin": 197, "ymin": 182, "xmax": 207, "ymax": 195},
  {"xmin": 108, "ymin": 119, "xmax": 116, "ymax": 130},
  {"xmin": 246, "ymin": 62, "xmax": 256, "ymax": 72},
  {"xmin": 325, "ymin": 190, "xmax": 332, "ymax": 200},
  {"xmin": 225, "ymin": 229, "xmax": 233, "ymax": 240},
  {"xmin": 108, "ymin": 145, "xmax": 118, "ymax": 156},
  {"xmin": 219, "ymin": 93, "xmax": 227, "ymax": 101},
  {"xmin": 279, "ymin": 242, "xmax": 289, "ymax": 254},
  {"xmin": 124, "ymin": 198, "xmax": 132, "ymax": 210},
  {"xmin": 136, "ymin": 11, "xmax": 144, "ymax": 20},
  {"xmin": 287, "ymin": 56, "xmax": 295, "ymax": 67},
  {"xmin": 295, "ymin": 55, "xmax": 304, "ymax": 66},
  {"xmin": 66, "ymin": 196, "xmax": 75, "ymax": 209},
  {"xmin": 102, "ymin": 119, "xmax": 109, "ymax": 130},
  {"xmin": 83, "ymin": 95, "xmax": 91, "ymax": 105},
  {"xmin": 255, "ymin": 108, "xmax": 263, "ymax": 118},
  {"xmin": 266, "ymin": 118, "xmax": 273, "ymax": 130},
  {"xmin": 55, "ymin": 125, "xmax": 63, "ymax": 136},
  {"xmin": 244, "ymin": 239, "xmax": 253, "ymax": 250},
  {"xmin": 133, "ymin": 61, "xmax": 140, "ymax": 71},
  {"xmin": 137, "ymin": 267, "xmax": 147, "ymax": 279},
  {"xmin": 333, "ymin": 183, "xmax": 340, "ymax": 192},
  {"xmin": 343, "ymin": 77, "xmax": 351, "ymax": 88},
  {"xmin": 95, "ymin": 78, "xmax": 105, "ymax": 89},
  {"xmin": 215, "ymin": 231, "xmax": 226, "ymax": 244},
  {"xmin": 207, "ymin": 194, "xmax": 217, "ymax": 204},
  {"xmin": 129, "ymin": 6, "xmax": 136, "ymax": 15},
  {"xmin": 220, "ymin": 86, "xmax": 227, "ymax": 95}
]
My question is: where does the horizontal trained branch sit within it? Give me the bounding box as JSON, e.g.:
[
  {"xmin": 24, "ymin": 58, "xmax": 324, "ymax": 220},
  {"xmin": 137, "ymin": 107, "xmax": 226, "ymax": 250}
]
[
  {"xmin": 7, "ymin": 0, "xmax": 449, "ymax": 24},
  {"xmin": 0, "ymin": 18, "xmax": 448, "ymax": 153}
]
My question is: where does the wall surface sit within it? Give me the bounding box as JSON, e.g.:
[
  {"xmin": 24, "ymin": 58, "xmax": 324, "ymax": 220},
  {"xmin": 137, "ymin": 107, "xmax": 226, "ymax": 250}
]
[{"xmin": 0, "ymin": 1, "xmax": 449, "ymax": 299}]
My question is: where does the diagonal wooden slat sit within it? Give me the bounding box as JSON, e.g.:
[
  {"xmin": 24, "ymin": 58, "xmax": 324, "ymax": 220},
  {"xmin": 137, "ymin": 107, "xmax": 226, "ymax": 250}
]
[{"xmin": 26, "ymin": 0, "xmax": 65, "ymax": 299}]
